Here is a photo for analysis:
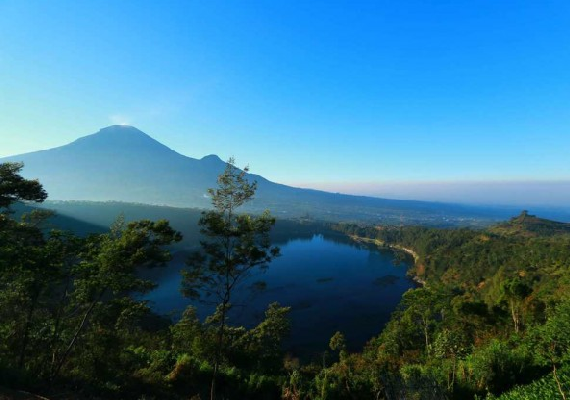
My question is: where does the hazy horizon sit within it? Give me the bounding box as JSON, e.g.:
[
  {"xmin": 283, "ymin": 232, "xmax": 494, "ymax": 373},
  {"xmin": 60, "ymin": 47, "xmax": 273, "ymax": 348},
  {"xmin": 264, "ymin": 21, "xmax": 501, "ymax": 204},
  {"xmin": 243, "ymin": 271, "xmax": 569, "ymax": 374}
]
[
  {"xmin": 290, "ymin": 179, "xmax": 570, "ymax": 208},
  {"xmin": 1, "ymin": 124, "xmax": 568, "ymax": 209}
]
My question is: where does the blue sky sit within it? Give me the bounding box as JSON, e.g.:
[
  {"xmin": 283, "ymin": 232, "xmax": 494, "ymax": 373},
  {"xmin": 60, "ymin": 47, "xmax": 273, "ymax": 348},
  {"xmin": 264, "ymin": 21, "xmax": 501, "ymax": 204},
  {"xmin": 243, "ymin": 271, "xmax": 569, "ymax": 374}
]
[{"xmin": 1, "ymin": 1, "xmax": 569, "ymax": 205}]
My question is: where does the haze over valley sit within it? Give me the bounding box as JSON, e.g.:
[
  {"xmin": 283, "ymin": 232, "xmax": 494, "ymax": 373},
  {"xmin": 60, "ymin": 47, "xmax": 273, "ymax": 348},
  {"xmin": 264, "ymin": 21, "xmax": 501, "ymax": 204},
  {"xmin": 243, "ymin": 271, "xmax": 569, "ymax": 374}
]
[{"xmin": 3, "ymin": 125, "xmax": 569, "ymax": 226}]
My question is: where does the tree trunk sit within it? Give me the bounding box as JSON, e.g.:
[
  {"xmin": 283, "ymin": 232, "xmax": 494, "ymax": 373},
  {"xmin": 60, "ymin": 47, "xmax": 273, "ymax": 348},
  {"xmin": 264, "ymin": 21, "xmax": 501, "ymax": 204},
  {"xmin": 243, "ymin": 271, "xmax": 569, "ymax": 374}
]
[
  {"xmin": 48, "ymin": 273, "xmax": 72, "ymax": 377},
  {"xmin": 18, "ymin": 290, "xmax": 39, "ymax": 369},
  {"xmin": 423, "ymin": 317, "xmax": 430, "ymax": 354},
  {"xmin": 210, "ymin": 208, "xmax": 235, "ymax": 400},
  {"xmin": 553, "ymin": 363, "xmax": 567, "ymax": 400},
  {"xmin": 51, "ymin": 290, "xmax": 103, "ymax": 381},
  {"xmin": 511, "ymin": 301, "xmax": 520, "ymax": 333},
  {"xmin": 451, "ymin": 356, "xmax": 456, "ymax": 390},
  {"xmin": 210, "ymin": 294, "xmax": 229, "ymax": 400}
]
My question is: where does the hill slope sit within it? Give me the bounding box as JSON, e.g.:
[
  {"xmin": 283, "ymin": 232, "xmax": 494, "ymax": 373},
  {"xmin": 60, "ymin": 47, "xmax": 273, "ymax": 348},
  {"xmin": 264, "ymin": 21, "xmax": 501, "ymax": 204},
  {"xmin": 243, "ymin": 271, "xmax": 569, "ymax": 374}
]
[{"xmin": 489, "ymin": 210, "xmax": 570, "ymax": 237}]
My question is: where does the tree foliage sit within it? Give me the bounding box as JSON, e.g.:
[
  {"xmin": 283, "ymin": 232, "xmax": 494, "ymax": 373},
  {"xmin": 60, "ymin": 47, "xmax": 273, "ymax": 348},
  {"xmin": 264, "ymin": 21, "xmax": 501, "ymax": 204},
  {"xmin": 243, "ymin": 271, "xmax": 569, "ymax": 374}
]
[
  {"xmin": 0, "ymin": 162, "xmax": 47, "ymax": 210},
  {"xmin": 182, "ymin": 158, "xmax": 281, "ymax": 399},
  {"xmin": 2, "ymin": 162, "xmax": 570, "ymax": 400}
]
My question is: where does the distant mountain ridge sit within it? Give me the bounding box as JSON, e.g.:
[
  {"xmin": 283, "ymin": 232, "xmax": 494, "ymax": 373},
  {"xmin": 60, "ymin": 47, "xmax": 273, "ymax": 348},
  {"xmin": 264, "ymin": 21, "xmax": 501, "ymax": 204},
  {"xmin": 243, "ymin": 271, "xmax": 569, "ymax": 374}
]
[
  {"xmin": 2, "ymin": 126, "xmax": 229, "ymax": 207},
  {"xmin": 1, "ymin": 125, "xmax": 514, "ymax": 225}
]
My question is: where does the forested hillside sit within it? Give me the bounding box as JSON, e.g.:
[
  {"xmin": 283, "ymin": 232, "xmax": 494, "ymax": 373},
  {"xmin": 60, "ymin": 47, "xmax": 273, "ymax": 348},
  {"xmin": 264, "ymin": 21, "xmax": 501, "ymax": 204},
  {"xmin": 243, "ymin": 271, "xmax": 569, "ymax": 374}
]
[
  {"xmin": 331, "ymin": 214, "xmax": 570, "ymax": 399},
  {"xmin": 2, "ymin": 162, "xmax": 570, "ymax": 399}
]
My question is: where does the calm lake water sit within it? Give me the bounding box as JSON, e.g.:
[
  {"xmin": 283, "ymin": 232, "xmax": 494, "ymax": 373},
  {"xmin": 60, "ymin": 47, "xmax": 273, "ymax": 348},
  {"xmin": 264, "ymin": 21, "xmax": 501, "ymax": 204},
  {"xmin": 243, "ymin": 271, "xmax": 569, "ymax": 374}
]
[{"xmin": 145, "ymin": 234, "xmax": 415, "ymax": 358}]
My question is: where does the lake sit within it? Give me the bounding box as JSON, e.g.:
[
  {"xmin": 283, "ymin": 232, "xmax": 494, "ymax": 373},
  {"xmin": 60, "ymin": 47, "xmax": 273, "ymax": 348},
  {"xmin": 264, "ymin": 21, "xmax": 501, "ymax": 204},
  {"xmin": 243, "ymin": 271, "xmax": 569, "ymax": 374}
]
[{"xmin": 144, "ymin": 234, "xmax": 415, "ymax": 358}]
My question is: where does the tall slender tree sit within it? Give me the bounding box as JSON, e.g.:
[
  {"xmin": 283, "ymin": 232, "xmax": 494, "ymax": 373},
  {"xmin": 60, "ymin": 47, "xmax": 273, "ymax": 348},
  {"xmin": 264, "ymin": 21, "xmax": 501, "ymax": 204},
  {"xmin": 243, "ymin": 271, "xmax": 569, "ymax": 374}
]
[{"xmin": 182, "ymin": 158, "xmax": 279, "ymax": 400}]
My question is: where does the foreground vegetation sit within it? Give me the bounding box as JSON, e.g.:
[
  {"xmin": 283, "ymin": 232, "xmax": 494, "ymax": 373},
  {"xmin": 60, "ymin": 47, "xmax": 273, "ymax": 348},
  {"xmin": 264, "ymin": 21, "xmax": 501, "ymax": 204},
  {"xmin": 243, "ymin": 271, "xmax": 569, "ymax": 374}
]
[{"xmin": 1, "ymin": 161, "xmax": 570, "ymax": 399}]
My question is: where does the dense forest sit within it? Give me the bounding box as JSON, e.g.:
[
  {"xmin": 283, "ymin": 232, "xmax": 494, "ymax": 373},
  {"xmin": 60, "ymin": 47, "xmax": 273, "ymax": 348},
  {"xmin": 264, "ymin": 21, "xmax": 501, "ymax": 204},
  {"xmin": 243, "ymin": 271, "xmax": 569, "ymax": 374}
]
[
  {"xmin": 331, "ymin": 213, "xmax": 570, "ymax": 399},
  {"xmin": 1, "ymin": 161, "xmax": 570, "ymax": 399}
]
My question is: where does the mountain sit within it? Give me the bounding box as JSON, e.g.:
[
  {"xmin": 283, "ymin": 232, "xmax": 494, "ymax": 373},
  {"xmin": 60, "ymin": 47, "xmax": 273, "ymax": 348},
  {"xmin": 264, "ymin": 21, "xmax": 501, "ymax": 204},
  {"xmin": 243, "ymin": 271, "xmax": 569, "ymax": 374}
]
[
  {"xmin": 2, "ymin": 126, "xmax": 221, "ymax": 207},
  {"xmin": 1, "ymin": 125, "xmax": 514, "ymax": 225}
]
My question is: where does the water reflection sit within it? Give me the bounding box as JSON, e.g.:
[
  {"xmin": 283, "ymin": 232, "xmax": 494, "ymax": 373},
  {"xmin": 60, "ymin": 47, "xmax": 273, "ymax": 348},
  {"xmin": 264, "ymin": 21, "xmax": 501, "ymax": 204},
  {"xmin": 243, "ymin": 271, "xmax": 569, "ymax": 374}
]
[{"xmin": 143, "ymin": 234, "xmax": 415, "ymax": 357}]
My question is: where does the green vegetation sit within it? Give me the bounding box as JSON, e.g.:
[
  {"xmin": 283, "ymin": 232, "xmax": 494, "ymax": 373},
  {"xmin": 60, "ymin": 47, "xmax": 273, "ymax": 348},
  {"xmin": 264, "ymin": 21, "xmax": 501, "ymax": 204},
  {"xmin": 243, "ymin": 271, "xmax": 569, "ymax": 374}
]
[
  {"xmin": 329, "ymin": 215, "xmax": 570, "ymax": 399},
  {"xmin": 182, "ymin": 158, "xmax": 283, "ymax": 399},
  {"xmin": 489, "ymin": 210, "xmax": 570, "ymax": 238},
  {"xmin": 0, "ymin": 162, "xmax": 292, "ymax": 399},
  {"xmin": 1, "ymin": 161, "xmax": 570, "ymax": 399},
  {"xmin": 488, "ymin": 366, "xmax": 570, "ymax": 399}
]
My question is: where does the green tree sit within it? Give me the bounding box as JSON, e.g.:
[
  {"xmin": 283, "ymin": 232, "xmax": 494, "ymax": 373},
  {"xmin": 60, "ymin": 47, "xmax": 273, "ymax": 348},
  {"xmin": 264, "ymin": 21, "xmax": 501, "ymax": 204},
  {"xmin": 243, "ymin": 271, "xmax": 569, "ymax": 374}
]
[
  {"xmin": 182, "ymin": 158, "xmax": 280, "ymax": 400},
  {"xmin": 49, "ymin": 217, "xmax": 182, "ymax": 381},
  {"xmin": 0, "ymin": 162, "xmax": 59, "ymax": 371},
  {"xmin": 400, "ymin": 288, "xmax": 446, "ymax": 355},
  {"xmin": 329, "ymin": 331, "xmax": 347, "ymax": 362},
  {"xmin": 233, "ymin": 302, "xmax": 291, "ymax": 373},
  {"xmin": 529, "ymin": 299, "xmax": 570, "ymax": 400},
  {"xmin": 0, "ymin": 162, "xmax": 47, "ymax": 210},
  {"xmin": 500, "ymin": 277, "xmax": 532, "ymax": 333},
  {"xmin": 433, "ymin": 328, "xmax": 469, "ymax": 390}
]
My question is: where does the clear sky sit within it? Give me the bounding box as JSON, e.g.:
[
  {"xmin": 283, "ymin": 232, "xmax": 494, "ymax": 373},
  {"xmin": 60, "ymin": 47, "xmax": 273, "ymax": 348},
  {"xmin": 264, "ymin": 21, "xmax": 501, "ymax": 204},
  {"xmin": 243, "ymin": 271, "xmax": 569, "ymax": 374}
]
[{"xmin": 1, "ymin": 1, "xmax": 569, "ymax": 206}]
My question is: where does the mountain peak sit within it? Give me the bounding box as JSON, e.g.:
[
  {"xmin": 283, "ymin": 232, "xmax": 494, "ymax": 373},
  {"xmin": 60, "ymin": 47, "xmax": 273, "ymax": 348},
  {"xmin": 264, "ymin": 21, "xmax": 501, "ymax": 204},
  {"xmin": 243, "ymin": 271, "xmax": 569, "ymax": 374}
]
[
  {"xmin": 68, "ymin": 125, "xmax": 174, "ymax": 154},
  {"xmin": 201, "ymin": 154, "xmax": 224, "ymax": 163},
  {"xmin": 103, "ymin": 124, "xmax": 134, "ymax": 129},
  {"xmin": 95, "ymin": 125, "xmax": 151, "ymax": 138}
]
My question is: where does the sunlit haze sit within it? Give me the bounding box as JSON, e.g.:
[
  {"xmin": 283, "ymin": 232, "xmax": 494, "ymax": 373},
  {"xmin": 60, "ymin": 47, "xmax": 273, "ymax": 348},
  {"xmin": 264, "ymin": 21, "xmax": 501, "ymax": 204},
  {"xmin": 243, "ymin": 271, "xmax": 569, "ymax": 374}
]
[{"xmin": 291, "ymin": 180, "xmax": 570, "ymax": 207}]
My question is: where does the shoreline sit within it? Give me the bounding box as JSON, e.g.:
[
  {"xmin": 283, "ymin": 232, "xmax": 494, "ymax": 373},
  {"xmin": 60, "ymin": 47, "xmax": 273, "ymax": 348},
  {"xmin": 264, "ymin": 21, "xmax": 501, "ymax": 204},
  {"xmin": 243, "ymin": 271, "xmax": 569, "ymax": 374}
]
[{"xmin": 348, "ymin": 235, "xmax": 426, "ymax": 286}]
